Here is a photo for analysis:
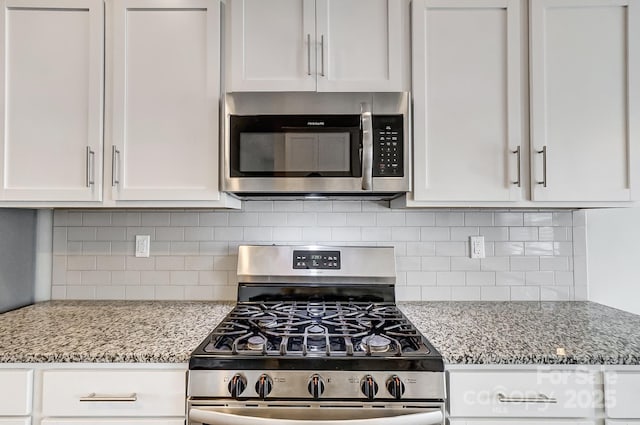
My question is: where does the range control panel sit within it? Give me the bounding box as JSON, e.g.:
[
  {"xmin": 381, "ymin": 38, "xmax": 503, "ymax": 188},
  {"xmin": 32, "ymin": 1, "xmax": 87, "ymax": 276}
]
[
  {"xmin": 293, "ymin": 250, "xmax": 341, "ymax": 270},
  {"xmin": 372, "ymin": 115, "xmax": 403, "ymax": 177}
]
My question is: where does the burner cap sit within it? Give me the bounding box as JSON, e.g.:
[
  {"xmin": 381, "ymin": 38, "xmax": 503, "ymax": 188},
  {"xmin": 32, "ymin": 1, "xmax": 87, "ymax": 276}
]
[
  {"xmin": 307, "ymin": 303, "xmax": 325, "ymax": 317},
  {"xmin": 307, "ymin": 325, "xmax": 325, "ymax": 334},
  {"xmin": 361, "ymin": 335, "xmax": 391, "ymax": 353},
  {"xmin": 357, "ymin": 318, "xmax": 373, "ymax": 328},
  {"xmin": 258, "ymin": 318, "xmax": 278, "ymax": 329},
  {"xmin": 247, "ymin": 335, "xmax": 266, "ymax": 351}
]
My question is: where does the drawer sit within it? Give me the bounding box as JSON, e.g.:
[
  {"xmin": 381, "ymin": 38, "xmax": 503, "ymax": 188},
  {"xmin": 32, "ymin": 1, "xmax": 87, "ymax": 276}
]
[
  {"xmin": 42, "ymin": 370, "xmax": 185, "ymax": 417},
  {"xmin": 42, "ymin": 420, "xmax": 183, "ymax": 425},
  {"xmin": 449, "ymin": 370, "xmax": 599, "ymax": 418},
  {"xmin": 605, "ymin": 371, "xmax": 640, "ymax": 418},
  {"xmin": 0, "ymin": 419, "xmax": 31, "ymax": 425},
  {"xmin": 0, "ymin": 370, "xmax": 33, "ymax": 415},
  {"xmin": 607, "ymin": 421, "xmax": 640, "ymax": 425},
  {"xmin": 449, "ymin": 421, "xmax": 596, "ymax": 425}
]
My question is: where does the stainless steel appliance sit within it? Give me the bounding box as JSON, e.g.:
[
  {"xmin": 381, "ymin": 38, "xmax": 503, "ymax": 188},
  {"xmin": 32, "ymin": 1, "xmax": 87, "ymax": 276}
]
[
  {"xmin": 187, "ymin": 245, "xmax": 445, "ymax": 425},
  {"xmin": 222, "ymin": 92, "xmax": 410, "ymax": 199}
]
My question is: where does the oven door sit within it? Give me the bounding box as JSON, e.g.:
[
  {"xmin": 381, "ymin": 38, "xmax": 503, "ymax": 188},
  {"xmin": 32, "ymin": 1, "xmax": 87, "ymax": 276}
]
[
  {"xmin": 225, "ymin": 111, "xmax": 374, "ymax": 193},
  {"xmin": 188, "ymin": 401, "xmax": 444, "ymax": 425}
]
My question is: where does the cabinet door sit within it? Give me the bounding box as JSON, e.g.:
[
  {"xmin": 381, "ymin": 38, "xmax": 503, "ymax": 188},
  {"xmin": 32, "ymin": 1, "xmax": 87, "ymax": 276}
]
[
  {"xmin": 0, "ymin": 0, "xmax": 103, "ymax": 201},
  {"xmin": 108, "ymin": 0, "xmax": 221, "ymax": 201},
  {"xmin": 530, "ymin": 0, "xmax": 639, "ymax": 201},
  {"xmin": 41, "ymin": 420, "xmax": 183, "ymax": 425},
  {"xmin": 229, "ymin": 0, "xmax": 316, "ymax": 91},
  {"xmin": 411, "ymin": 0, "xmax": 525, "ymax": 201},
  {"xmin": 315, "ymin": 0, "xmax": 406, "ymax": 92}
]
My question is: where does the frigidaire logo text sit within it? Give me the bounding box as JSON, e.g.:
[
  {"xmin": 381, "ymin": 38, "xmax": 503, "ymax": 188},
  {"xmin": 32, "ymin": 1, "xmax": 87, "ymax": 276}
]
[{"xmin": 307, "ymin": 121, "xmax": 325, "ymax": 126}]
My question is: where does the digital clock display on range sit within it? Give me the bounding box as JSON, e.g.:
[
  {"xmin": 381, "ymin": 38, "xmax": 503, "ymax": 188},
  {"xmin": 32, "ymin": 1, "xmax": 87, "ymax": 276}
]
[{"xmin": 293, "ymin": 250, "xmax": 341, "ymax": 270}]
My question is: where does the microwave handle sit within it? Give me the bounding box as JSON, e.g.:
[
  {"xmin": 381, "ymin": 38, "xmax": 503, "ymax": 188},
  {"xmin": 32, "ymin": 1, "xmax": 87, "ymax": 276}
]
[{"xmin": 361, "ymin": 102, "xmax": 373, "ymax": 191}]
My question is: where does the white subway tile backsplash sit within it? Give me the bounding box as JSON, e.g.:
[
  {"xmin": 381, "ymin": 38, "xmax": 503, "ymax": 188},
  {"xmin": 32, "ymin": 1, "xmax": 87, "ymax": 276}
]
[
  {"xmin": 480, "ymin": 257, "xmax": 510, "ymax": 271},
  {"xmin": 481, "ymin": 286, "xmax": 510, "ymax": 301},
  {"xmin": 435, "ymin": 212, "xmax": 464, "ymax": 227},
  {"xmin": 451, "ymin": 286, "xmax": 481, "ymax": 301},
  {"xmin": 464, "ymin": 212, "xmax": 493, "ymax": 226},
  {"xmin": 96, "ymin": 227, "xmax": 126, "ymax": 241},
  {"xmin": 170, "ymin": 212, "xmax": 199, "ymax": 226},
  {"xmin": 466, "ymin": 272, "xmax": 495, "ymax": 286},
  {"xmin": 421, "ymin": 257, "xmax": 450, "ymax": 271},
  {"xmin": 510, "ymin": 286, "xmax": 541, "ymax": 301},
  {"xmin": 421, "ymin": 286, "xmax": 451, "ymax": 301},
  {"xmin": 68, "ymin": 256, "xmax": 96, "ymax": 271},
  {"xmin": 494, "ymin": 212, "xmax": 523, "ymax": 226},
  {"xmin": 51, "ymin": 205, "xmax": 580, "ymax": 301},
  {"xmin": 493, "ymin": 242, "xmax": 524, "ymax": 257},
  {"xmin": 82, "ymin": 212, "xmax": 112, "ymax": 226},
  {"xmin": 111, "ymin": 212, "xmax": 141, "ymax": 227},
  {"xmin": 436, "ymin": 271, "xmax": 465, "ymax": 286},
  {"xmin": 406, "ymin": 272, "xmax": 436, "ymax": 285},
  {"xmin": 140, "ymin": 212, "xmax": 171, "ymax": 227},
  {"xmin": 184, "ymin": 227, "xmax": 214, "ymax": 241},
  {"xmin": 524, "ymin": 212, "xmax": 553, "ymax": 226},
  {"xmin": 450, "ymin": 257, "xmax": 481, "ymax": 271},
  {"xmin": 509, "ymin": 227, "xmax": 538, "ymax": 241}
]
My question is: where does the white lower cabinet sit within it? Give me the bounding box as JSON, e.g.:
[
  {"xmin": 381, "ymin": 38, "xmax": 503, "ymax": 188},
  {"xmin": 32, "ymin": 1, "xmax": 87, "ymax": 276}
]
[
  {"xmin": 450, "ymin": 421, "xmax": 596, "ymax": 425},
  {"xmin": 41, "ymin": 370, "xmax": 185, "ymax": 418},
  {"xmin": 0, "ymin": 420, "xmax": 30, "ymax": 425},
  {"xmin": 41, "ymin": 420, "xmax": 182, "ymax": 425},
  {"xmin": 604, "ymin": 371, "xmax": 640, "ymax": 422},
  {"xmin": 0, "ymin": 369, "xmax": 32, "ymax": 425},
  {"xmin": 448, "ymin": 368, "xmax": 601, "ymax": 422}
]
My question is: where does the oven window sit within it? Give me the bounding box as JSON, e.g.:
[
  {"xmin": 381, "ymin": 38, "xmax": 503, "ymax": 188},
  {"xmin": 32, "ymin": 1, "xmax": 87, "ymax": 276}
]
[{"xmin": 239, "ymin": 132, "xmax": 351, "ymax": 173}]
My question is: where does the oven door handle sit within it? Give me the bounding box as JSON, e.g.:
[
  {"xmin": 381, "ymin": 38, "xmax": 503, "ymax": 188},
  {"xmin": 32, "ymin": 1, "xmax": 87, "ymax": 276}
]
[
  {"xmin": 189, "ymin": 408, "xmax": 443, "ymax": 425},
  {"xmin": 360, "ymin": 102, "xmax": 373, "ymax": 191}
]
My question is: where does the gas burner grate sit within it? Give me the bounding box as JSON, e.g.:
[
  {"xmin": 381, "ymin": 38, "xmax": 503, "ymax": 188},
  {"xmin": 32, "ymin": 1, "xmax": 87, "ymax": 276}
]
[{"xmin": 204, "ymin": 301, "xmax": 431, "ymax": 357}]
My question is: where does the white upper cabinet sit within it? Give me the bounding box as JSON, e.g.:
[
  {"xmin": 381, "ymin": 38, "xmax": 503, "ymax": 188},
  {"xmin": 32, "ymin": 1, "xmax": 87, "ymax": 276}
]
[
  {"xmin": 0, "ymin": 0, "xmax": 103, "ymax": 201},
  {"xmin": 530, "ymin": 0, "xmax": 639, "ymax": 202},
  {"xmin": 228, "ymin": 0, "xmax": 408, "ymax": 92},
  {"xmin": 411, "ymin": 0, "xmax": 526, "ymax": 202},
  {"xmin": 107, "ymin": 0, "xmax": 222, "ymax": 201}
]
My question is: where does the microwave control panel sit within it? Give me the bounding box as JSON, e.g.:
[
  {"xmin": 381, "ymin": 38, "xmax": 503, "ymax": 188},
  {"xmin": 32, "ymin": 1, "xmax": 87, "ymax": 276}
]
[{"xmin": 372, "ymin": 115, "xmax": 403, "ymax": 177}]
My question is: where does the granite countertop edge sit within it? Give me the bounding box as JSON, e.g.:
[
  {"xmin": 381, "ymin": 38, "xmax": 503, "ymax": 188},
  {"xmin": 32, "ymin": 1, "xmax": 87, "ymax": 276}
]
[{"xmin": 0, "ymin": 300, "xmax": 639, "ymax": 366}]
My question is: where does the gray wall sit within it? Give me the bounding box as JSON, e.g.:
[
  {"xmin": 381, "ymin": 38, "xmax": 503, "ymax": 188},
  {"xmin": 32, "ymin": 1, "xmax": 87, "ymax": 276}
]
[{"xmin": 0, "ymin": 209, "xmax": 36, "ymax": 312}]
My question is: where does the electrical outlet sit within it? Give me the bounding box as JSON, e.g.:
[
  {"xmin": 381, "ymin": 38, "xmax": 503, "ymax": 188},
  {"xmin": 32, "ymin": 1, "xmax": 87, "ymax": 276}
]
[
  {"xmin": 135, "ymin": 235, "xmax": 151, "ymax": 258},
  {"xmin": 470, "ymin": 236, "xmax": 485, "ymax": 259}
]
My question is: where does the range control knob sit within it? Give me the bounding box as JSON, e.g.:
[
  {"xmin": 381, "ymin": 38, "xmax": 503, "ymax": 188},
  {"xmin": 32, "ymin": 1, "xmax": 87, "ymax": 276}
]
[
  {"xmin": 361, "ymin": 375, "xmax": 378, "ymax": 400},
  {"xmin": 228, "ymin": 374, "xmax": 247, "ymax": 398},
  {"xmin": 386, "ymin": 375, "xmax": 406, "ymax": 399},
  {"xmin": 255, "ymin": 374, "xmax": 273, "ymax": 399},
  {"xmin": 308, "ymin": 374, "xmax": 325, "ymax": 399}
]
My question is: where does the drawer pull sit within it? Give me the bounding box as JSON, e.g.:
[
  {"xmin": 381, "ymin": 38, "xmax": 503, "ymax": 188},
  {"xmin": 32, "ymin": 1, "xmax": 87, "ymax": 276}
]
[
  {"xmin": 497, "ymin": 392, "xmax": 557, "ymax": 404},
  {"xmin": 79, "ymin": 392, "xmax": 137, "ymax": 402}
]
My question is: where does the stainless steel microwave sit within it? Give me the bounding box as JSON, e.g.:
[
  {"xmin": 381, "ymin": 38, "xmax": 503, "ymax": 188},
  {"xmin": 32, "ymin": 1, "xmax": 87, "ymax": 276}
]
[{"xmin": 222, "ymin": 92, "xmax": 410, "ymax": 198}]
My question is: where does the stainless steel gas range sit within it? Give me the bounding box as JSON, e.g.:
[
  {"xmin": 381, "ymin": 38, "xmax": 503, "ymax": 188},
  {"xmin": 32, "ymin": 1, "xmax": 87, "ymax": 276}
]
[{"xmin": 187, "ymin": 245, "xmax": 445, "ymax": 425}]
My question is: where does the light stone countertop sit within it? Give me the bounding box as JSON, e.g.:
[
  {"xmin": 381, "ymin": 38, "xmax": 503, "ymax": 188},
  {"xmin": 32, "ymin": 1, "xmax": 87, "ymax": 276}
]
[
  {"xmin": 0, "ymin": 300, "xmax": 639, "ymax": 365},
  {"xmin": 0, "ymin": 301, "xmax": 233, "ymax": 363},
  {"xmin": 398, "ymin": 301, "xmax": 640, "ymax": 365}
]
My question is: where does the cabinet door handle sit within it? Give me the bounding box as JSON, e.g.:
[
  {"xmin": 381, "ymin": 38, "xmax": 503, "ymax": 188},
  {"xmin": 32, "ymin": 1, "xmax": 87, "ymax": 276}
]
[
  {"xmin": 320, "ymin": 34, "xmax": 325, "ymax": 77},
  {"xmin": 511, "ymin": 146, "xmax": 521, "ymax": 187},
  {"xmin": 112, "ymin": 145, "xmax": 121, "ymax": 187},
  {"xmin": 86, "ymin": 146, "xmax": 95, "ymax": 187},
  {"xmin": 497, "ymin": 392, "xmax": 557, "ymax": 404},
  {"xmin": 80, "ymin": 392, "xmax": 137, "ymax": 402},
  {"xmin": 307, "ymin": 34, "xmax": 312, "ymax": 76},
  {"xmin": 536, "ymin": 146, "xmax": 547, "ymax": 187}
]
